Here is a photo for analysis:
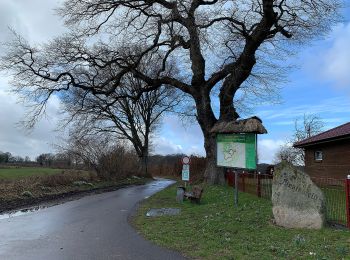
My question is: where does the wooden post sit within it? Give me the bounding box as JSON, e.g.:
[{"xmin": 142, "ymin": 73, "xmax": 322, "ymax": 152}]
[
  {"xmin": 234, "ymin": 171, "xmax": 238, "ymax": 207},
  {"xmin": 257, "ymin": 173, "xmax": 261, "ymax": 198},
  {"xmin": 346, "ymin": 175, "xmax": 350, "ymax": 229}
]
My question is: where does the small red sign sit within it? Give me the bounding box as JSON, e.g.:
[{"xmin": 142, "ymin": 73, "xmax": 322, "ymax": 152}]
[{"xmin": 181, "ymin": 156, "xmax": 190, "ymax": 165}]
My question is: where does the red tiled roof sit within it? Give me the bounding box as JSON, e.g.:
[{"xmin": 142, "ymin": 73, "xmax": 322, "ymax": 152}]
[{"xmin": 294, "ymin": 122, "xmax": 350, "ymax": 147}]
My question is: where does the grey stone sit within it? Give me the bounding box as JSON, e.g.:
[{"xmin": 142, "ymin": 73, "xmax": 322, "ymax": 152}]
[
  {"xmin": 21, "ymin": 191, "xmax": 33, "ymax": 198},
  {"xmin": 176, "ymin": 187, "xmax": 185, "ymax": 203},
  {"xmin": 272, "ymin": 161, "xmax": 325, "ymax": 229},
  {"xmin": 146, "ymin": 208, "xmax": 181, "ymax": 217},
  {"xmin": 72, "ymin": 181, "xmax": 94, "ymax": 187},
  {"xmin": 73, "ymin": 180, "xmax": 88, "ymax": 186}
]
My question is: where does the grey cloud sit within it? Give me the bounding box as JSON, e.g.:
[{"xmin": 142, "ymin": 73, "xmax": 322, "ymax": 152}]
[
  {"xmin": 258, "ymin": 138, "xmax": 285, "ymax": 164},
  {"xmin": 0, "ymin": 82, "xmax": 62, "ymax": 160},
  {"xmin": 152, "ymin": 137, "xmax": 183, "ymax": 155},
  {"xmin": 0, "ymin": 0, "xmax": 65, "ymax": 44},
  {"xmin": 152, "ymin": 115, "xmax": 205, "ymax": 156},
  {"xmin": 0, "ymin": 0, "xmax": 66, "ymax": 159}
]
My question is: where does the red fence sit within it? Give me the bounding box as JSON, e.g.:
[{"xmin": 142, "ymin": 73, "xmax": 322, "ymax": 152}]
[
  {"xmin": 225, "ymin": 170, "xmax": 350, "ymax": 228},
  {"xmin": 311, "ymin": 177, "xmax": 348, "ymax": 227},
  {"xmin": 346, "ymin": 177, "xmax": 350, "ymax": 229},
  {"xmin": 225, "ymin": 170, "xmax": 273, "ymax": 200}
]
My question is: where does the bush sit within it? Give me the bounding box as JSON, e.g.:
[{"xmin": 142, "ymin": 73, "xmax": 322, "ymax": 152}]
[{"xmin": 97, "ymin": 145, "xmax": 141, "ymax": 180}]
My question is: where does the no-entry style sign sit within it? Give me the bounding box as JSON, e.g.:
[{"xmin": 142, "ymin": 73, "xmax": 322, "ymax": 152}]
[{"xmin": 181, "ymin": 156, "xmax": 191, "ymax": 165}]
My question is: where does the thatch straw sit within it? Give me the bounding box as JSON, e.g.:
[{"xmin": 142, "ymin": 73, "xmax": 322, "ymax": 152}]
[{"xmin": 210, "ymin": 116, "xmax": 267, "ymax": 134}]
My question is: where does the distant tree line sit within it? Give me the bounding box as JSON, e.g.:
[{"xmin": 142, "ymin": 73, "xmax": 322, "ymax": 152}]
[
  {"xmin": 0, "ymin": 151, "xmax": 31, "ymax": 164},
  {"xmin": 35, "ymin": 153, "xmax": 74, "ymax": 168},
  {"xmin": 0, "ymin": 150, "xmax": 75, "ymax": 169}
]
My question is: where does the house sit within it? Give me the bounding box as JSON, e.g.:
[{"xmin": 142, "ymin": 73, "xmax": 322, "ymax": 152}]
[{"xmin": 294, "ymin": 122, "xmax": 350, "ymax": 179}]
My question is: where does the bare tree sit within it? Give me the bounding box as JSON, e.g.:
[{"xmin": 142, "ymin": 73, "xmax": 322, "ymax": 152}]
[
  {"xmin": 0, "ymin": 0, "xmax": 342, "ymax": 184},
  {"xmin": 64, "ymin": 81, "xmax": 180, "ymax": 177},
  {"xmin": 58, "ymin": 133, "xmax": 140, "ymax": 179},
  {"xmin": 275, "ymin": 144, "xmax": 301, "ymax": 165},
  {"xmin": 275, "ymin": 114, "xmax": 324, "ymax": 165},
  {"xmin": 294, "ymin": 114, "xmax": 325, "ymax": 142},
  {"xmin": 57, "ymin": 50, "xmax": 181, "ymax": 177}
]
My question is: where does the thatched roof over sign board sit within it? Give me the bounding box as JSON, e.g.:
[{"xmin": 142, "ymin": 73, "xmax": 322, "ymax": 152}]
[{"xmin": 210, "ymin": 116, "xmax": 267, "ymax": 134}]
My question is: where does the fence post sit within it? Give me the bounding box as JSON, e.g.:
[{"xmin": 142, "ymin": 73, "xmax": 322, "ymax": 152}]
[
  {"xmin": 242, "ymin": 172, "xmax": 246, "ymax": 192},
  {"xmin": 346, "ymin": 175, "xmax": 350, "ymax": 229},
  {"xmin": 257, "ymin": 173, "xmax": 261, "ymax": 198},
  {"xmin": 232, "ymin": 170, "xmax": 235, "ymax": 187}
]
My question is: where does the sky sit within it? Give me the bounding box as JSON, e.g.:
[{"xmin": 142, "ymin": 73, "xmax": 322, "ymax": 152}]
[{"xmin": 0, "ymin": 1, "xmax": 349, "ymax": 163}]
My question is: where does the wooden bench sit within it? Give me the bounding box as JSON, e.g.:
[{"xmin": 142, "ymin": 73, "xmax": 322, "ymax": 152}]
[{"xmin": 184, "ymin": 186, "xmax": 204, "ymax": 204}]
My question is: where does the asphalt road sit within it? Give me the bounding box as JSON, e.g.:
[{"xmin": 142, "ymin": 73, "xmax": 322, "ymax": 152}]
[{"xmin": 0, "ymin": 179, "xmax": 186, "ymax": 260}]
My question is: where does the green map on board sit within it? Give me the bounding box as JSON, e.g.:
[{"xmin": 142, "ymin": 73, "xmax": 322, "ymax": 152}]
[{"xmin": 216, "ymin": 133, "xmax": 257, "ymax": 169}]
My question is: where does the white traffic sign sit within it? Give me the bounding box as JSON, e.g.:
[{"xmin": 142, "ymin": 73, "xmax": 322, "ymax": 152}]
[
  {"xmin": 181, "ymin": 156, "xmax": 190, "ymax": 165},
  {"xmin": 182, "ymin": 164, "xmax": 190, "ymax": 181}
]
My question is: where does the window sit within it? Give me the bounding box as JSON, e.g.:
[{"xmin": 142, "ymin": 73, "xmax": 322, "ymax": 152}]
[{"xmin": 314, "ymin": 151, "xmax": 323, "ymax": 161}]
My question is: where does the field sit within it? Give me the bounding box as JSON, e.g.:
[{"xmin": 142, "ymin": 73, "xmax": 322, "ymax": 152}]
[
  {"xmin": 0, "ymin": 167, "xmax": 61, "ymax": 179},
  {"xmin": 0, "ymin": 166, "xmax": 150, "ymax": 212},
  {"xmin": 134, "ymin": 184, "xmax": 350, "ymax": 259}
]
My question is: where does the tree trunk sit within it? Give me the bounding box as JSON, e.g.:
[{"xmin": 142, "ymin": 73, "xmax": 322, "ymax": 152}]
[
  {"xmin": 194, "ymin": 90, "xmax": 225, "ymax": 185},
  {"xmin": 203, "ymin": 132, "xmax": 226, "ymax": 184},
  {"xmin": 139, "ymin": 147, "xmax": 152, "ymax": 178},
  {"xmin": 140, "ymin": 155, "xmax": 151, "ymax": 177}
]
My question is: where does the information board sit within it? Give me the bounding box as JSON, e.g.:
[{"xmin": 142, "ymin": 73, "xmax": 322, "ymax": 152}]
[{"xmin": 216, "ymin": 133, "xmax": 257, "ymax": 169}]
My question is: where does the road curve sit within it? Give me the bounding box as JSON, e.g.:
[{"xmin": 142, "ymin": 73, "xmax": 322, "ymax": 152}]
[{"xmin": 0, "ymin": 179, "xmax": 186, "ymax": 260}]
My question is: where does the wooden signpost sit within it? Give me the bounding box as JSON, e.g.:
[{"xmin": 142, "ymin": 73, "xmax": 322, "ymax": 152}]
[{"xmin": 211, "ymin": 117, "xmax": 267, "ymax": 208}]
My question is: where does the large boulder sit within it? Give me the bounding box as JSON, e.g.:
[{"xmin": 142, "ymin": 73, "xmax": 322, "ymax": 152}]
[{"xmin": 272, "ymin": 162, "xmax": 326, "ymax": 229}]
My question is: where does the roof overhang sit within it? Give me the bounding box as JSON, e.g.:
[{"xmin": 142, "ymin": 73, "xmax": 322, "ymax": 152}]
[
  {"xmin": 293, "ymin": 134, "xmax": 350, "ymax": 148},
  {"xmin": 210, "ymin": 116, "xmax": 268, "ymax": 134}
]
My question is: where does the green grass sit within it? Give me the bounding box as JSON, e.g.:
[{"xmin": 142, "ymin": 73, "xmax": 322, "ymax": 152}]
[
  {"xmin": 134, "ymin": 184, "xmax": 350, "ymax": 260},
  {"xmin": 0, "ymin": 167, "xmax": 62, "ymax": 179}
]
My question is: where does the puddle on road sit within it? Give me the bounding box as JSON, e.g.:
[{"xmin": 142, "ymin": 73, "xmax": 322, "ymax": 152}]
[
  {"xmin": 0, "ymin": 179, "xmax": 174, "ymax": 221},
  {"xmin": 141, "ymin": 179, "xmax": 175, "ymax": 195},
  {"xmin": 0, "ymin": 206, "xmax": 47, "ymax": 220}
]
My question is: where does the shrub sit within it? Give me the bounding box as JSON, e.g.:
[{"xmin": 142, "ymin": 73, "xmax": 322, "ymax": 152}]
[{"xmin": 97, "ymin": 145, "xmax": 141, "ymax": 180}]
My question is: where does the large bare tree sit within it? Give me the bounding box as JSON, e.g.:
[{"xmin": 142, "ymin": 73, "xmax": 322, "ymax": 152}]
[{"xmin": 0, "ymin": 0, "xmax": 342, "ymax": 184}]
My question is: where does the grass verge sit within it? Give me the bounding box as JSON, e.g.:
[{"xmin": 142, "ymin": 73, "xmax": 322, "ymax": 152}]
[{"xmin": 134, "ymin": 184, "xmax": 350, "ymax": 259}]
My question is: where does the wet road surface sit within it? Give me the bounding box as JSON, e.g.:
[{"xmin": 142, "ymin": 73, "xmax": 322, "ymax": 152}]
[{"xmin": 0, "ymin": 179, "xmax": 186, "ymax": 260}]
